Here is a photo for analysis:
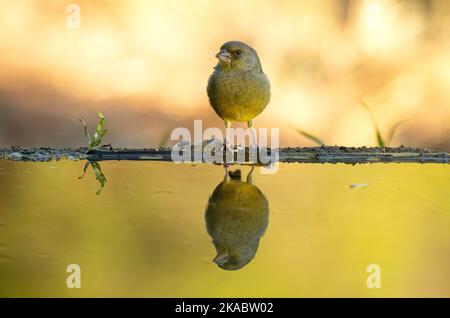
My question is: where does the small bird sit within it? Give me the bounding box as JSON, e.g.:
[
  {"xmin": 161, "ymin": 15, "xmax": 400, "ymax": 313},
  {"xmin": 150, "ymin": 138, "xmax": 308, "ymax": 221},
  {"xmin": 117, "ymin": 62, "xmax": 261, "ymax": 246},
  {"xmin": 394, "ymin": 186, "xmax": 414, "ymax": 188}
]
[
  {"xmin": 205, "ymin": 167, "xmax": 269, "ymax": 270},
  {"xmin": 207, "ymin": 41, "xmax": 271, "ymax": 147}
]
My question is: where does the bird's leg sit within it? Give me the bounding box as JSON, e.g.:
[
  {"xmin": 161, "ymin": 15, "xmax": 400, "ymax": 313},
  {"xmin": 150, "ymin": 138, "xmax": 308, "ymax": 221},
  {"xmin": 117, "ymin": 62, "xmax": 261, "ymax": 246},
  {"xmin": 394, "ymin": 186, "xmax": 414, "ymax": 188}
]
[
  {"xmin": 246, "ymin": 165, "xmax": 255, "ymax": 184},
  {"xmin": 223, "ymin": 120, "xmax": 232, "ymax": 152},
  {"xmin": 247, "ymin": 120, "xmax": 257, "ymax": 151},
  {"xmin": 223, "ymin": 164, "xmax": 229, "ymax": 183}
]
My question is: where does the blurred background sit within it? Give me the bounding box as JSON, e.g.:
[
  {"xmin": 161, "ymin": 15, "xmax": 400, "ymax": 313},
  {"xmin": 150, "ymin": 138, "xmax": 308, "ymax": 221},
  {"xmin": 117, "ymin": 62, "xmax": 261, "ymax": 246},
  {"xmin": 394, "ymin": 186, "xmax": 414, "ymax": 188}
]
[{"xmin": 0, "ymin": 0, "xmax": 449, "ymax": 149}]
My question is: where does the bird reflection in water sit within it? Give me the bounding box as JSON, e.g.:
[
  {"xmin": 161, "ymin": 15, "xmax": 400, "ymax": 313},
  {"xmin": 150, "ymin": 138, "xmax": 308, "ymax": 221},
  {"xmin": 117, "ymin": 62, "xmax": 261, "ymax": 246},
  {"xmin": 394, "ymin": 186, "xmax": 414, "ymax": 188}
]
[{"xmin": 205, "ymin": 166, "xmax": 269, "ymax": 270}]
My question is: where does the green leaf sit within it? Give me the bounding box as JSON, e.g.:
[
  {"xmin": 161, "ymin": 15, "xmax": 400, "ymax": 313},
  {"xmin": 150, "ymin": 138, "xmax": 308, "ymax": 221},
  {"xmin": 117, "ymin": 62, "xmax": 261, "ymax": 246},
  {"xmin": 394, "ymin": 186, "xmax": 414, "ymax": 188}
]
[
  {"xmin": 295, "ymin": 128, "xmax": 324, "ymax": 146},
  {"xmin": 360, "ymin": 99, "xmax": 385, "ymax": 148},
  {"xmin": 91, "ymin": 161, "xmax": 107, "ymax": 195},
  {"xmin": 79, "ymin": 112, "xmax": 107, "ymax": 150},
  {"xmin": 78, "ymin": 161, "xmax": 90, "ymax": 179},
  {"xmin": 79, "ymin": 161, "xmax": 107, "ymax": 195}
]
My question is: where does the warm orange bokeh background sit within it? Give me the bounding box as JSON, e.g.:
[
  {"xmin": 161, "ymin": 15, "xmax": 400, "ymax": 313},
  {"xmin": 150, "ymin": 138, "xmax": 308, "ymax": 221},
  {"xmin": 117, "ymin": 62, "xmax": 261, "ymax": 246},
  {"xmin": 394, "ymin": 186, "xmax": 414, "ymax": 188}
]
[{"xmin": 0, "ymin": 0, "xmax": 449, "ymax": 149}]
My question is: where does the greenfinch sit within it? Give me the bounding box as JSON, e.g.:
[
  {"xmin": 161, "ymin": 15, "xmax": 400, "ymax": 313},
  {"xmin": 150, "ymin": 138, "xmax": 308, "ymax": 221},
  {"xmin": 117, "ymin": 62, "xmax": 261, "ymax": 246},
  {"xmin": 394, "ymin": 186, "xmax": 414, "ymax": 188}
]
[
  {"xmin": 207, "ymin": 41, "xmax": 271, "ymax": 134},
  {"xmin": 205, "ymin": 167, "xmax": 269, "ymax": 270}
]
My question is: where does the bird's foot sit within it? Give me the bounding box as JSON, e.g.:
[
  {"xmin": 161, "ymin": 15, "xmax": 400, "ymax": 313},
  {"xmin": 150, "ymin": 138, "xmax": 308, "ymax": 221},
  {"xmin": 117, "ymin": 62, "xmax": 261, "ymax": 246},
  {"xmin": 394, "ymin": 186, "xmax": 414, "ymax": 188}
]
[{"xmin": 221, "ymin": 141, "xmax": 234, "ymax": 153}]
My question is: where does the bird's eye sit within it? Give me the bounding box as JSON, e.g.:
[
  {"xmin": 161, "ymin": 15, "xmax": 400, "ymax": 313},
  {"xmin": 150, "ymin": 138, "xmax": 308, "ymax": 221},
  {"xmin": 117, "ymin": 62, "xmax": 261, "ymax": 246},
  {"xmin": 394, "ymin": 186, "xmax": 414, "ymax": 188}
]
[{"xmin": 235, "ymin": 50, "xmax": 241, "ymax": 56}]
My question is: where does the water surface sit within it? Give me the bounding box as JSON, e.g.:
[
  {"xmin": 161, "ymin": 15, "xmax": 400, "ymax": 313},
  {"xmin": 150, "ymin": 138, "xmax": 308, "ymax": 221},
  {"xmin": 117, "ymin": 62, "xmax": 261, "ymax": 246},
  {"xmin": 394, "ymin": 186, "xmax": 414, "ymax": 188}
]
[{"xmin": 0, "ymin": 160, "xmax": 449, "ymax": 297}]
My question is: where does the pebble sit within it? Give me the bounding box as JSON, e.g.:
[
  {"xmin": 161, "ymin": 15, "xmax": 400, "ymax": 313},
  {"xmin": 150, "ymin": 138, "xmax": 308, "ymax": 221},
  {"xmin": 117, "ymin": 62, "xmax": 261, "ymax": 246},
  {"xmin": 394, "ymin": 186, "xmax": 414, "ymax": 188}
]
[{"xmin": 8, "ymin": 152, "xmax": 24, "ymax": 161}]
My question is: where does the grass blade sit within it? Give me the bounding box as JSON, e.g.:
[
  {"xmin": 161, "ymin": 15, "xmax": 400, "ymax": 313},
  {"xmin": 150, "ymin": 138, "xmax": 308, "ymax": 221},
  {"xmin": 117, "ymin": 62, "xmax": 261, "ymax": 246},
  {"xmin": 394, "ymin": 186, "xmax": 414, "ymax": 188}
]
[
  {"xmin": 78, "ymin": 118, "xmax": 91, "ymax": 147},
  {"xmin": 360, "ymin": 99, "xmax": 385, "ymax": 148},
  {"xmin": 375, "ymin": 131, "xmax": 385, "ymax": 148},
  {"xmin": 158, "ymin": 128, "xmax": 172, "ymax": 148},
  {"xmin": 294, "ymin": 128, "xmax": 324, "ymax": 146},
  {"xmin": 386, "ymin": 120, "xmax": 406, "ymax": 146}
]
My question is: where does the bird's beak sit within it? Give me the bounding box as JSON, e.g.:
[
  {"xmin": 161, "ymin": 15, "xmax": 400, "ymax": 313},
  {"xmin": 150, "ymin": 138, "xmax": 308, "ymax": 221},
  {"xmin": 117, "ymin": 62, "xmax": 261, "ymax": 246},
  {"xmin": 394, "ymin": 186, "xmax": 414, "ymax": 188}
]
[
  {"xmin": 215, "ymin": 49, "xmax": 232, "ymax": 64},
  {"xmin": 213, "ymin": 251, "xmax": 229, "ymax": 265}
]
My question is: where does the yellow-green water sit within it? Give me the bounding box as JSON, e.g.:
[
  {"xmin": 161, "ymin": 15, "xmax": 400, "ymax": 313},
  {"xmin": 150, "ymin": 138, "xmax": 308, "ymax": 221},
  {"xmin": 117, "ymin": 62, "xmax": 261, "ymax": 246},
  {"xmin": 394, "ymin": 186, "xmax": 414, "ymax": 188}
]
[{"xmin": 0, "ymin": 160, "xmax": 449, "ymax": 297}]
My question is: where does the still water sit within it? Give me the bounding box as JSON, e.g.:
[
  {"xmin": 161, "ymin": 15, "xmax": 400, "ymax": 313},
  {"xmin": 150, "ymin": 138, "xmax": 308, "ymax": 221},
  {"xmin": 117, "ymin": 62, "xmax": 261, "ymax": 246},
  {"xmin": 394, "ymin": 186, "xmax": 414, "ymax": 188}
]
[{"xmin": 0, "ymin": 160, "xmax": 449, "ymax": 297}]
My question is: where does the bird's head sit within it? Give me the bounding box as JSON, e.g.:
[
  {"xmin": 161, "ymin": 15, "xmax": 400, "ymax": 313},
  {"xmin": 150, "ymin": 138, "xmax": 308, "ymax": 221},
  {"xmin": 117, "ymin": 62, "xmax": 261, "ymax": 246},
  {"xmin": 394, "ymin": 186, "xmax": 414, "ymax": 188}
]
[
  {"xmin": 215, "ymin": 41, "xmax": 262, "ymax": 72},
  {"xmin": 212, "ymin": 239, "xmax": 260, "ymax": 271}
]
